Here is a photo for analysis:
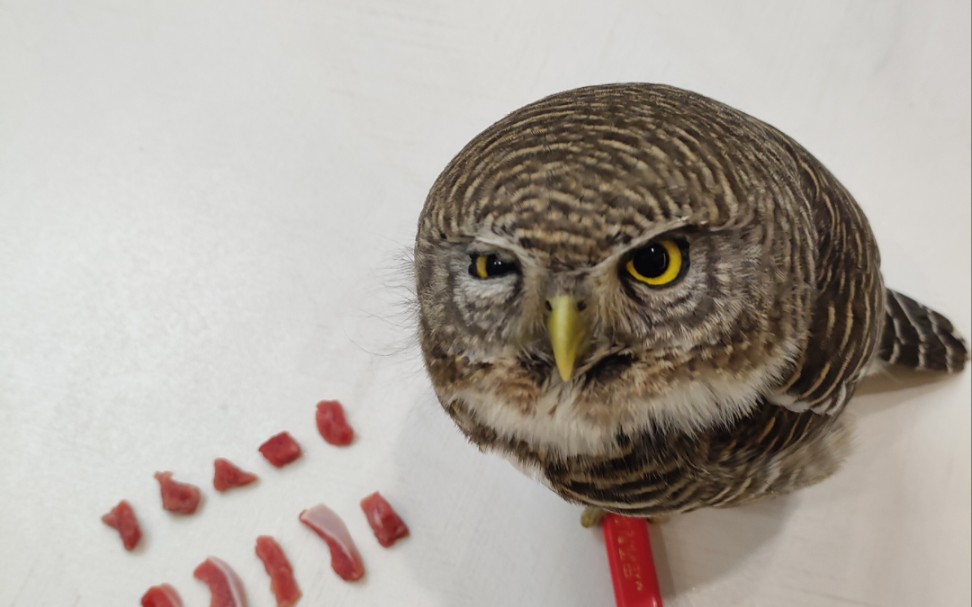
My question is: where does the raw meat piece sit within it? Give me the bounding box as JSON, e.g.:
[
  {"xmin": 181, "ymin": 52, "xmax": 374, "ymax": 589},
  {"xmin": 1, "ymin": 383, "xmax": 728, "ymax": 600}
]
[
  {"xmin": 315, "ymin": 400, "xmax": 354, "ymax": 446},
  {"xmin": 141, "ymin": 584, "xmax": 184, "ymax": 607},
  {"xmin": 360, "ymin": 492, "xmax": 410, "ymax": 547},
  {"xmin": 154, "ymin": 471, "xmax": 203, "ymax": 515},
  {"xmin": 258, "ymin": 432, "xmax": 302, "ymax": 468},
  {"xmin": 255, "ymin": 536, "xmax": 302, "ymax": 607},
  {"xmin": 194, "ymin": 557, "xmax": 249, "ymax": 607},
  {"xmin": 213, "ymin": 458, "xmax": 259, "ymax": 492},
  {"xmin": 101, "ymin": 499, "xmax": 142, "ymax": 551},
  {"xmin": 299, "ymin": 503, "xmax": 365, "ymax": 582}
]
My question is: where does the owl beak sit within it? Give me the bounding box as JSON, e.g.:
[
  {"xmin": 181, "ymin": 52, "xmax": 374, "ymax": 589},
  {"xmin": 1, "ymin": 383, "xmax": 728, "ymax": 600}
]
[{"xmin": 545, "ymin": 296, "xmax": 588, "ymax": 382}]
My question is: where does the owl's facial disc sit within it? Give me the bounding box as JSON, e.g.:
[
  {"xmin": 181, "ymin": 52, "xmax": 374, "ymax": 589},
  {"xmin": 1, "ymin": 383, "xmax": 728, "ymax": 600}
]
[{"xmin": 416, "ymin": 220, "xmax": 793, "ymax": 457}]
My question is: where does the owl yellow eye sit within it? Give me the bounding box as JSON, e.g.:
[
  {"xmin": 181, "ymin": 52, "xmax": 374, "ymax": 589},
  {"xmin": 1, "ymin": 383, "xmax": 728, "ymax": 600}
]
[
  {"xmin": 469, "ymin": 254, "xmax": 517, "ymax": 279},
  {"xmin": 625, "ymin": 239, "xmax": 685, "ymax": 286}
]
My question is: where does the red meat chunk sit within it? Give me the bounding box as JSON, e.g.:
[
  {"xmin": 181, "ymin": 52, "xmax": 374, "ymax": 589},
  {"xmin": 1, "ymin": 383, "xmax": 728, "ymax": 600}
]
[
  {"xmin": 194, "ymin": 557, "xmax": 249, "ymax": 607},
  {"xmin": 141, "ymin": 584, "xmax": 184, "ymax": 607},
  {"xmin": 213, "ymin": 458, "xmax": 259, "ymax": 492},
  {"xmin": 360, "ymin": 492, "xmax": 410, "ymax": 547},
  {"xmin": 258, "ymin": 432, "xmax": 302, "ymax": 468},
  {"xmin": 154, "ymin": 472, "xmax": 203, "ymax": 515},
  {"xmin": 315, "ymin": 400, "xmax": 355, "ymax": 446},
  {"xmin": 299, "ymin": 503, "xmax": 365, "ymax": 582},
  {"xmin": 101, "ymin": 499, "xmax": 142, "ymax": 551},
  {"xmin": 255, "ymin": 536, "xmax": 302, "ymax": 607}
]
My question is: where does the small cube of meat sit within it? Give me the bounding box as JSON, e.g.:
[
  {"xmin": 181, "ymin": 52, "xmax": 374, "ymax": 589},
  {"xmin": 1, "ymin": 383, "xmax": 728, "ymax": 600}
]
[
  {"xmin": 315, "ymin": 400, "xmax": 354, "ymax": 446},
  {"xmin": 213, "ymin": 458, "xmax": 259, "ymax": 492},
  {"xmin": 154, "ymin": 472, "xmax": 203, "ymax": 515},
  {"xmin": 258, "ymin": 432, "xmax": 302, "ymax": 468},
  {"xmin": 360, "ymin": 492, "xmax": 410, "ymax": 547},
  {"xmin": 101, "ymin": 500, "xmax": 142, "ymax": 551}
]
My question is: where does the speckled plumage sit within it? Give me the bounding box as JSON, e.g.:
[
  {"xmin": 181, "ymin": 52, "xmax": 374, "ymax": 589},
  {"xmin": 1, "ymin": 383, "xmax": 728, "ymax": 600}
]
[{"xmin": 414, "ymin": 84, "xmax": 967, "ymax": 517}]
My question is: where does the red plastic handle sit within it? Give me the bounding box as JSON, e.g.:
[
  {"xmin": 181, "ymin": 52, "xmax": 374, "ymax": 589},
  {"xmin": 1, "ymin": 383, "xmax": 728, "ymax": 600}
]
[{"xmin": 602, "ymin": 514, "xmax": 663, "ymax": 607}]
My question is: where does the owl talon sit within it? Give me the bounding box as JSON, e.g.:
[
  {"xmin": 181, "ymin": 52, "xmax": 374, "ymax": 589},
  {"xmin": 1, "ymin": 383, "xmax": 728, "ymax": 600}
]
[
  {"xmin": 580, "ymin": 507, "xmax": 608, "ymax": 528},
  {"xmin": 580, "ymin": 507, "xmax": 671, "ymax": 527}
]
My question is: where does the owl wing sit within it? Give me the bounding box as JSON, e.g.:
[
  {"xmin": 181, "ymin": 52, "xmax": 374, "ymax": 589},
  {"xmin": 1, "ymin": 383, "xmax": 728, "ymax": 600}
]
[{"xmin": 771, "ymin": 149, "xmax": 885, "ymax": 416}]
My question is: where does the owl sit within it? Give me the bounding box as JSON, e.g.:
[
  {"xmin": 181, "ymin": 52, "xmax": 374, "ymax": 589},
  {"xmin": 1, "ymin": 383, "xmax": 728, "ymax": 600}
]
[{"xmin": 414, "ymin": 84, "xmax": 968, "ymax": 520}]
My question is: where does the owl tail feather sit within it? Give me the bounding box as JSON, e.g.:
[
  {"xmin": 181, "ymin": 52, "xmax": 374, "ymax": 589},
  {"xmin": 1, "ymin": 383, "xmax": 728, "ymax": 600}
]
[{"xmin": 877, "ymin": 289, "xmax": 968, "ymax": 373}]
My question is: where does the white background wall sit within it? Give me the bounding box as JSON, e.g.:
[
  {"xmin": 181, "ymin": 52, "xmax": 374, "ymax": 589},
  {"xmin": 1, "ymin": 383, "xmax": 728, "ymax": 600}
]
[{"xmin": 1, "ymin": 1, "xmax": 969, "ymax": 605}]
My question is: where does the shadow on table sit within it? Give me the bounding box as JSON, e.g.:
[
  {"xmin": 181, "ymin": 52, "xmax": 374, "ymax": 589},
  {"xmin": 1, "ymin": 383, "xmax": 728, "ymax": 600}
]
[
  {"xmin": 649, "ymin": 496, "xmax": 793, "ymax": 600},
  {"xmin": 856, "ymin": 364, "xmax": 961, "ymax": 398}
]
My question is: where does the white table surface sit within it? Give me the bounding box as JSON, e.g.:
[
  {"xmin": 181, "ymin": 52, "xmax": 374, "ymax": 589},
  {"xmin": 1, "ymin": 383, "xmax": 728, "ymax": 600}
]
[{"xmin": 1, "ymin": 1, "xmax": 969, "ymax": 605}]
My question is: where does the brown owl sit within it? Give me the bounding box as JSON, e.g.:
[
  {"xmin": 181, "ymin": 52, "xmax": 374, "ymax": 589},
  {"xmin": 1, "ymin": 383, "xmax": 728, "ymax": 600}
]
[{"xmin": 413, "ymin": 84, "xmax": 968, "ymax": 520}]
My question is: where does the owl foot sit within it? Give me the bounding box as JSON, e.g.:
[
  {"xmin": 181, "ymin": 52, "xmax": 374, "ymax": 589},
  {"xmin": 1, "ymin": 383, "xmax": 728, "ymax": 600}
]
[
  {"xmin": 580, "ymin": 507, "xmax": 671, "ymax": 527},
  {"xmin": 580, "ymin": 507, "xmax": 607, "ymax": 528}
]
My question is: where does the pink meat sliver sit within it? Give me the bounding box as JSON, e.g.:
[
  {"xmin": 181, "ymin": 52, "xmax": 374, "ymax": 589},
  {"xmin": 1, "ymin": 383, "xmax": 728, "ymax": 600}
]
[
  {"xmin": 193, "ymin": 557, "xmax": 249, "ymax": 607},
  {"xmin": 141, "ymin": 584, "xmax": 184, "ymax": 607},
  {"xmin": 255, "ymin": 536, "xmax": 302, "ymax": 607},
  {"xmin": 299, "ymin": 503, "xmax": 365, "ymax": 582}
]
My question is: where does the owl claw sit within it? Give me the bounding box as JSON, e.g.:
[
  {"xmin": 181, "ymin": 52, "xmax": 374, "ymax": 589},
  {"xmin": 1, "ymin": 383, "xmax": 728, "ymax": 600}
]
[
  {"xmin": 580, "ymin": 507, "xmax": 671, "ymax": 527},
  {"xmin": 580, "ymin": 507, "xmax": 608, "ymax": 528}
]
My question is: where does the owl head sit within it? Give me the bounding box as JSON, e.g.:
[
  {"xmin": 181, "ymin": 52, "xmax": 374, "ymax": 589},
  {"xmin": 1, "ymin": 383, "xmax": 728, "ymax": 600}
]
[{"xmin": 415, "ymin": 84, "xmax": 815, "ymax": 459}]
